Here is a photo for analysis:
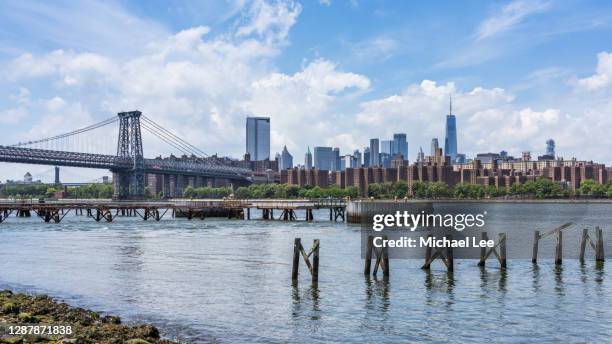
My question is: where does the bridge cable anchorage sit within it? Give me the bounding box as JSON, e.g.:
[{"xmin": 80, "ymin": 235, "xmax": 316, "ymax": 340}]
[
  {"xmin": 141, "ymin": 116, "xmax": 210, "ymax": 157},
  {"xmin": 10, "ymin": 117, "xmax": 119, "ymax": 148}
]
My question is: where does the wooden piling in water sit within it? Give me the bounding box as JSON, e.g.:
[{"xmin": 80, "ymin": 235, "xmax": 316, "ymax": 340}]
[
  {"xmin": 596, "ymin": 226, "xmax": 604, "ymax": 262},
  {"xmin": 580, "ymin": 228, "xmax": 588, "ymax": 263},
  {"xmin": 291, "ymin": 238, "xmax": 320, "ymax": 284},
  {"xmin": 555, "ymin": 230, "xmax": 563, "ymax": 265},
  {"xmin": 364, "ymin": 235, "xmax": 373, "ymax": 275},
  {"xmin": 499, "ymin": 233, "xmax": 507, "ymax": 268},
  {"xmin": 478, "ymin": 232, "xmax": 488, "ymax": 267},
  {"xmin": 312, "ymin": 239, "xmax": 320, "ymax": 283},
  {"xmin": 292, "ymin": 238, "xmax": 300, "ymax": 280},
  {"xmin": 532, "ymin": 230, "xmax": 540, "ymax": 263},
  {"xmin": 363, "ymin": 235, "xmax": 389, "ymax": 277}
]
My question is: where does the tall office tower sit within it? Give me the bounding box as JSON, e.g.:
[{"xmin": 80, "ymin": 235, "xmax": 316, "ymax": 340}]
[
  {"xmin": 304, "ymin": 147, "xmax": 313, "ymax": 169},
  {"xmin": 369, "ymin": 138, "xmax": 380, "ymax": 166},
  {"xmin": 54, "ymin": 166, "xmax": 60, "ymax": 185},
  {"xmin": 314, "ymin": 146, "xmax": 333, "ymax": 170},
  {"xmin": 430, "ymin": 138, "xmax": 439, "ymax": 156},
  {"xmin": 546, "ymin": 139, "xmax": 555, "ymax": 157},
  {"xmin": 342, "ymin": 154, "xmax": 353, "ymax": 170},
  {"xmin": 392, "ymin": 133, "xmax": 408, "ymax": 160},
  {"xmin": 380, "ymin": 153, "xmax": 391, "ymax": 168},
  {"xmin": 417, "ymin": 147, "xmax": 425, "ymax": 163},
  {"xmin": 353, "ymin": 149, "xmax": 362, "ymax": 167},
  {"xmin": 444, "ymin": 97, "xmax": 458, "ymax": 162},
  {"xmin": 381, "ymin": 140, "xmax": 392, "ymax": 155},
  {"xmin": 246, "ymin": 117, "xmax": 270, "ymax": 161},
  {"xmin": 279, "ymin": 146, "xmax": 293, "ymax": 171},
  {"xmin": 363, "ymin": 147, "xmax": 371, "ymax": 167},
  {"xmin": 331, "ymin": 147, "xmax": 341, "ymax": 171}
]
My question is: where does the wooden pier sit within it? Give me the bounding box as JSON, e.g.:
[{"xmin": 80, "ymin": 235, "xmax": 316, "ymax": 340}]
[{"xmin": 0, "ymin": 198, "xmax": 346, "ymax": 223}]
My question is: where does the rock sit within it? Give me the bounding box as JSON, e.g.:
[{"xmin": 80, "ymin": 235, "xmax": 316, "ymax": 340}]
[
  {"xmin": 17, "ymin": 312, "xmax": 38, "ymax": 323},
  {"xmin": 126, "ymin": 340, "xmax": 153, "ymax": 344},
  {"xmin": 1, "ymin": 302, "xmax": 19, "ymax": 315},
  {"xmin": 131, "ymin": 325, "xmax": 160, "ymax": 339},
  {"xmin": 0, "ymin": 337, "xmax": 23, "ymax": 344},
  {"xmin": 102, "ymin": 315, "xmax": 122, "ymax": 324}
]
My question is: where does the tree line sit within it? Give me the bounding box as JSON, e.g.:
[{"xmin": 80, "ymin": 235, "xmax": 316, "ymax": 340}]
[{"xmin": 2, "ymin": 178, "xmax": 611, "ymax": 199}]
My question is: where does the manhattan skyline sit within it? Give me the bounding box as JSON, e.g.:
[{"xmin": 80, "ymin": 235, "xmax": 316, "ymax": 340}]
[{"xmin": 0, "ymin": 0, "xmax": 611, "ymax": 182}]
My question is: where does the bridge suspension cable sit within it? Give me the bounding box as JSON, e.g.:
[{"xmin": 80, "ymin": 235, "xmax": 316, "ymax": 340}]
[
  {"xmin": 141, "ymin": 116, "xmax": 210, "ymax": 157},
  {"xmin": 10, "ymin": 116, "xmax": 119, "ymax": 148},
  {"xmin": 140, "ymin": 121, "xmax": 196, "ymax": 157}
]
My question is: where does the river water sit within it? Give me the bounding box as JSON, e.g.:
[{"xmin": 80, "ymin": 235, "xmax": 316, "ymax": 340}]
[{"xmin": 0, "ymin": 203, "xmax": 611, "ymax": 343}]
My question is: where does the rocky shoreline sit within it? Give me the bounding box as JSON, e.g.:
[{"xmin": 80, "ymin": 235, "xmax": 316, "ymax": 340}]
[{"xmin": 0, "ymin": 290, "xmax": 179, "ymax": 344}]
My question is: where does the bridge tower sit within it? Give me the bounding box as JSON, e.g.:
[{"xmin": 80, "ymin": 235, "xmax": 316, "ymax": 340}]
[{"xmin": 113, "ymin": 111, "xmax": 145, "ymax": 199}]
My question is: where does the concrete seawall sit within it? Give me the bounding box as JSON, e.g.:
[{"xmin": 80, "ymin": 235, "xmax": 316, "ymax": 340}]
[{"xmin": 346, "ymin": 200, "xmax": 434, "ymax": 223}]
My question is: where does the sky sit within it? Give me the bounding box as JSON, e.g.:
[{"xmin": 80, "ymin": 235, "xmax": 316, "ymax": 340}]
[{"xmin": 0, "ymin": 0, "xmax": 611, "ymax": 182}]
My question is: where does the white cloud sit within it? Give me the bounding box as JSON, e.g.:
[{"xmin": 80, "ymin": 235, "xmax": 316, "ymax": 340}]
[
  {"xmin": 576, "ymin": 51, "xmax": 612, "ymax": 91},
  {"xmin": 246, "ymin": 59, "xmax": 370, "ymax": 153},
  {"xmin": 351, "ymin": 36, "xmax": 398, "ymax": 62},
  {"xmin": 0, "ymin": 107, "xmax": 28, "ymax": 124},
  {"xmin": 235, "ymin": 0, "xmax": 301, "ymax": 46},
  {"xmin": 319, "ymin": 0, "xmax": 331, "ymax": 6},
  {"xmin": 475, "ymin": 0, "xmax": 550, "ymax": 40}
]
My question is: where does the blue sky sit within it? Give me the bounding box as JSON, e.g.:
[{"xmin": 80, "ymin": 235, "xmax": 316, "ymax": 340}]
[{"xmin": 0, "ymin": 0, "xmax": 611, "ymax": 182}]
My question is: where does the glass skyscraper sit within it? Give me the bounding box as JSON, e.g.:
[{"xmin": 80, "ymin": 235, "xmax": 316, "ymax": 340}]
[
  {"xmin": 392, "ymin": 133, "xmax": 408, "ymax": 160},
  {"xmin": 369, "ymin": 138, "xmax": 380, "ymax": 167},
  {"xmin": 246, "ymin": 117, "xmax": 270, "ymax": 161},
  {"xmin": 314, "ymin": 146, "xmax": 333, "ymax": 170},
  {"xmin": 279, "ymin": 146, "xmax": 293, "ymax": 171},
  {"xmin": 444, "ymin": 99, "xmax": 457, "ymax": 162}
]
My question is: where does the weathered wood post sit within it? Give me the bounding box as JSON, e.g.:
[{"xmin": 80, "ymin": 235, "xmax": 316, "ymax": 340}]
[
  {"xmin": 364, "ymin": 235, "xmax": 373, "ymax": 275},
  {"xmin": 532, "ymin": 230, "xmax": 540, "ymax": 263},
  {"xmin": 446, "ymin": 235, "xmax": 454, "ymax": 272},
  {"xmin": 422, "ymin": 234, "xmax": 433, "ymax": 270},
  {"xmin": 382, "ymin": 235, "xmax": 390, "ymax": 276},
  {"xmin": 478, "ymin": 232, "xmax": 488, "ymax": 267},
  {"xmin": 246, "ymin": 208, "xmax": 250, "ymax": 220},
  {"xmin": 596, "ymin": 226, "xmax": 604, "ymax": 262},
  {"xmin": 292, "ymin": 238, "xmax": 301, "ymax": 281},
  {"xmin": 499, "ymin": 233, "xmax": 507, "ymax": 268},
  {"xmin": 555, "ymin": 230, "xmax": 563, "ymax": 265},
  {"xmin": 329, "ymin": 208, "xmax": 333, "ymax": 221},
  {"xmin": 312, "ymin": 239, "xmax": 320, "ymax": 283},
  {"xmin": 579, "ymin": 228, "xmax": 588, "ymax": 263}
]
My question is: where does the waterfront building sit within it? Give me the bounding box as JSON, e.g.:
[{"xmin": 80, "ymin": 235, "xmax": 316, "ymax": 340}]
[
  {"xmin": 305, "ymin": 147, "xmax": 313, "ymax": 169},
  {"xmin": 314, "ymin": 146, "xmax": 334, "ymax": 170},
  {"xmin": 370, "ymin": 138, "xmax": 380, "ymax": 167},
  {"xmin": 246, "ymin": 117, "xmax": 270, "ymax": 161},
  {"xmin": 444, "ymin": 97, "xmax": 458, "ymax": 162}
]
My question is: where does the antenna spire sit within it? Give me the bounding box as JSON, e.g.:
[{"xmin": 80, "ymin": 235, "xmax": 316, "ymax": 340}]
[{"xmin": 449, "ymin": 94, "xmax": 452, "ymax": 115}]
